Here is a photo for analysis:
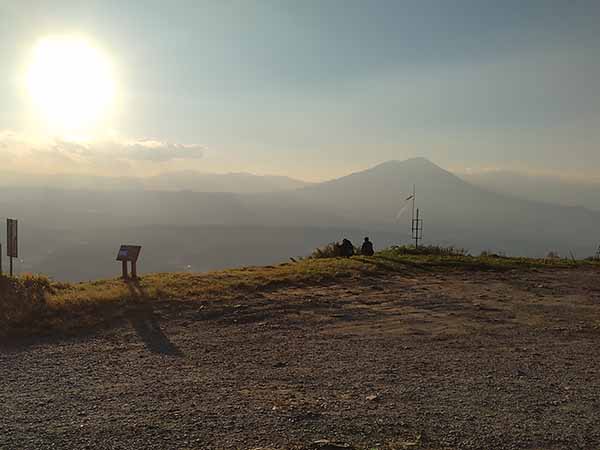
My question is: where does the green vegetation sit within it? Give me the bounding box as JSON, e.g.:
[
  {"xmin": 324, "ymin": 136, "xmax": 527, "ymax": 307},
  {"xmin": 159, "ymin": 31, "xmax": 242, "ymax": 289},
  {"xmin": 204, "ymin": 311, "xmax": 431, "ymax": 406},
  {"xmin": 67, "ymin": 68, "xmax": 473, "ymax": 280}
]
[
  {"xmin": 377, "ymin": 245, "xmax": 592, "ymax": 270},
  {"xmin": 1, "ymin": 246, "xmax": 598, "ymax": 337},
  {"xmin": 385, "ymin": 244, "xmax": 468, "ymax": 256}
]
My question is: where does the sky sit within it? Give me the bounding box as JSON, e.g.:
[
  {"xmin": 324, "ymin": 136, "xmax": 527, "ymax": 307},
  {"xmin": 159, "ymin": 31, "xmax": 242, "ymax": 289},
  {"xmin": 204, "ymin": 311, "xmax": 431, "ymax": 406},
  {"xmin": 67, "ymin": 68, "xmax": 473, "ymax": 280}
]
[{"xmin": 1, "ymin": 0, "xmax": 600, "ymax": 181}]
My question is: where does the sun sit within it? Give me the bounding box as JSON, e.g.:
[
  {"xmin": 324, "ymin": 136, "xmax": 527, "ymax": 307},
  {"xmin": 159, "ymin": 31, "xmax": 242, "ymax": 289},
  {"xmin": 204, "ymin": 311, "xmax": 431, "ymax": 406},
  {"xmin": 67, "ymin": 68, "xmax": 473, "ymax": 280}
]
[{"xmin": 26, "ymin": 36, "xmax": 115, "ymax": 135}]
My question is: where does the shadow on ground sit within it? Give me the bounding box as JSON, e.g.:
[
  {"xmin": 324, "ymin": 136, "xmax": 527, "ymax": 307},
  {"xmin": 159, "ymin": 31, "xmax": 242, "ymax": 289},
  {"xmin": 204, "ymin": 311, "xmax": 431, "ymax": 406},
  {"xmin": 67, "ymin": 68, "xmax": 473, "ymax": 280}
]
[{"xmin": 126, "ymin": 281, "xmax": 183, "ymax": 357}]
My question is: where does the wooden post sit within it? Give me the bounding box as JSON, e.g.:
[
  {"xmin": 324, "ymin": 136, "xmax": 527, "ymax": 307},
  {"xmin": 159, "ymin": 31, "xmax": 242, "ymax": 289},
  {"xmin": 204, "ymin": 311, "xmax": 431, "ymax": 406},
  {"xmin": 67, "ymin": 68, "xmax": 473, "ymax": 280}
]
[
  {"xmin": 131, "ymin": 261, "xmax": 137, "ymax": 279},
  {"xmin": 6, "ymin": 218, "xmax": 18, "ymax": 277},
  {"xmin": 122, "ymin": 260, "xmax": 128, "ymax": 279}
]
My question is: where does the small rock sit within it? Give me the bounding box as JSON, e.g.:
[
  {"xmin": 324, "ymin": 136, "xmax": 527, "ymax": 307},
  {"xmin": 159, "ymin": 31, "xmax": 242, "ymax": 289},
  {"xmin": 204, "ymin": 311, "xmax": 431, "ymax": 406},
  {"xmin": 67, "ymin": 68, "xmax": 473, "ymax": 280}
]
[
  {"xmin": 311, "ymin": 440, "xmax": 354, "ymax": 450},
  {"xmin": 515, "ymin": 368, "xmax": 530, "ymax": 377}
]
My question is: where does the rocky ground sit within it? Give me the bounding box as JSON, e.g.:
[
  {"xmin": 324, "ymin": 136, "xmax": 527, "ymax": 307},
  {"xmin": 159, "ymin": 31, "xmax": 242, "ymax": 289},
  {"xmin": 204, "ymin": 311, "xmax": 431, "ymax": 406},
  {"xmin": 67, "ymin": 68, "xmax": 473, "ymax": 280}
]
[{"xmin": 2, "ymin": 267, "xmax": 600, "ymax": 449}]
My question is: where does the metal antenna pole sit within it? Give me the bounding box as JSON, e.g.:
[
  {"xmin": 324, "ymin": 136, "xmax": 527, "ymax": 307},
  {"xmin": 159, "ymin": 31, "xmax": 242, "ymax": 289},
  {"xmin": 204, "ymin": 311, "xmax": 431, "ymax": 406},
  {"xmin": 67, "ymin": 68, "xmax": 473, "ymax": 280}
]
[
  {"xmin": 411, "ymin": 207, "xmax": 423, "ymax": 249},
  {"xmin": 411, "ymin": 184, "xmax": 416, "ymax": 248},
  {"xmin": 415, "ymin": 208, "xmax": 419, "ymax": 249}
]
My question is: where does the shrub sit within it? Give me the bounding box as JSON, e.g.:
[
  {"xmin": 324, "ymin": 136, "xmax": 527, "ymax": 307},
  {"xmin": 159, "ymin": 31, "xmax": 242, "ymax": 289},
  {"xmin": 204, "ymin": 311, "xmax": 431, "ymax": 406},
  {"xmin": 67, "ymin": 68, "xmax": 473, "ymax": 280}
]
[
  {"xmin": 310, "ymin": 242, "xmax": 342, "ymax": 259},
  {"xmin": 480, "ymin": 250, "xmax": 506, "ymax": 258},
  {"xmin": 0, "ymin": 274, "xmax": 53, "ymax": 328},
  {"xmin": 387, "ymin": 245, "xmax": 468, "ymax": 257},
  {"xmin": 310, "ymin": 241, "xmax": 365, "ymax": 258}
]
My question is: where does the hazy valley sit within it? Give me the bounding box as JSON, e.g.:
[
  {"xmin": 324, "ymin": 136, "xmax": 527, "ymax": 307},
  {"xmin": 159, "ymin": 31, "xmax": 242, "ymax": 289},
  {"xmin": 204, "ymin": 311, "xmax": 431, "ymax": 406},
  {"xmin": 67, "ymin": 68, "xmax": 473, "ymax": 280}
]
[{"xmin": 2, "ymin": 157, "xmax": 599, "ymax": 281}]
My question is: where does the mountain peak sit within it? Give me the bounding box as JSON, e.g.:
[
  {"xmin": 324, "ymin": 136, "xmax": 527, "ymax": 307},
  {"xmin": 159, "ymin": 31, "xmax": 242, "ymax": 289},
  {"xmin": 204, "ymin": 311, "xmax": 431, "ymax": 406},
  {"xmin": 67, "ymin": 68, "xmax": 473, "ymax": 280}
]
[
  {"xmin": 373, "ymin": 157, "xmax": 440, "ymax": 170},
  {"xmin": 364, "ymin": 158, "xmax": 447, "ymax": 177},
  {"xmin": 301, "ymin": 157, "xmax": 465, "ymax": 198}
]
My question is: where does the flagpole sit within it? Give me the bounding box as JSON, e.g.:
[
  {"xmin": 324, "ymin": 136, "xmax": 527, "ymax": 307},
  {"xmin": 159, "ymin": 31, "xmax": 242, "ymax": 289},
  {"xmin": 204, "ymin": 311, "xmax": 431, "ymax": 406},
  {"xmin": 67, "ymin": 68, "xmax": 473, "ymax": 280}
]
[{"xmin": 412, "ymin": 184, "xmax": 415, "ymax": 227}]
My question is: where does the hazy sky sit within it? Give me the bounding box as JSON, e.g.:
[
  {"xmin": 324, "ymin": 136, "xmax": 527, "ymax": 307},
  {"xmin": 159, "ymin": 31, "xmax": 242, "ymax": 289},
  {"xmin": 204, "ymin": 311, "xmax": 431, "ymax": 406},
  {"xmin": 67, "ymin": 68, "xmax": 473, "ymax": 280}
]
[{"xmin": 1, "ymin": 1, "xmax": 600, "ymax": 180}]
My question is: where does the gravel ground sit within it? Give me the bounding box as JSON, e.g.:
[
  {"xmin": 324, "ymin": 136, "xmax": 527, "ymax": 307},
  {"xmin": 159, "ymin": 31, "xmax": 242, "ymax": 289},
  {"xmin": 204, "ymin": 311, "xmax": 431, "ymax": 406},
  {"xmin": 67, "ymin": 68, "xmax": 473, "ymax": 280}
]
[{"xmin": 2, "ymin": 268, "xmax": 600, "ymax": 449}]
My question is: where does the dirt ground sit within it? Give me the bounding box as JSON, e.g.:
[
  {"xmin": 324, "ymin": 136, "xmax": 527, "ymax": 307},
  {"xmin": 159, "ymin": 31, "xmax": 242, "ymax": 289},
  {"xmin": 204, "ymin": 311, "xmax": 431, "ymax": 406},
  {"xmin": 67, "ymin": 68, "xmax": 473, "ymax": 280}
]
[{"xmin": 2, "ymin": 267, "xmax": 600, "ymax": 449}]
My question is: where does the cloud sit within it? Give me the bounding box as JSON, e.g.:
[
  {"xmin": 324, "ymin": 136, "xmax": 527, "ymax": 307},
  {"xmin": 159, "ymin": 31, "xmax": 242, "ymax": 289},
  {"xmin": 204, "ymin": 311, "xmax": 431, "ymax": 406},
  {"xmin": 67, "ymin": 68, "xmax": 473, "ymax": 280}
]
[
  {"xmin": 123, "ymin": 140, "xmax": 204, "ymax": 161},
  {"xmin": 0, "ymin": 131, "xmax": 205, "ymax": 174}
]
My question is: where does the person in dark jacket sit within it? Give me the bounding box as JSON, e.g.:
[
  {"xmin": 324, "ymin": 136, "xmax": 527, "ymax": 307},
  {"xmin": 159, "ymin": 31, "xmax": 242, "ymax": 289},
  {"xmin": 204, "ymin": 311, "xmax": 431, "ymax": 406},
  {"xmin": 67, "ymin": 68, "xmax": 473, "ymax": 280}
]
[
  {"xmin": 361, "ymin": 237, "xmax": 374, "ymax": 256},
  {"xmin": 339, "ymin": 238, "xmax": 354, "ymax": 257}
]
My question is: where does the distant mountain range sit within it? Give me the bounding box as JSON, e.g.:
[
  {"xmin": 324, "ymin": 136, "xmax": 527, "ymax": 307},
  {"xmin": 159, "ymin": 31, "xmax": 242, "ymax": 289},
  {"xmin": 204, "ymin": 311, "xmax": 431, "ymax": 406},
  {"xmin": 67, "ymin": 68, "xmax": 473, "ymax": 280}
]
[
  {"xmin": 1, "ymin": 157, "xmax": 599, "ymax": 281},
  {"xmin": 461, "ymin": 170, "xmax": 600, "ymax": 211},
  {"xmin": 0, "ymin": 170, "xmax": 310, "ymax": 193}
]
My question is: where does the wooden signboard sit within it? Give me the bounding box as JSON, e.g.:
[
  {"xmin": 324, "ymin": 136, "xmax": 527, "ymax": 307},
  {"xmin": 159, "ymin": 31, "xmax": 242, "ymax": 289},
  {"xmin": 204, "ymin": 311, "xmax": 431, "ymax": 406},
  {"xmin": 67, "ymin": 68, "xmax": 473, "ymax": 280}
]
[
  {"xmin": 116, "ymin": 245, "xmax": 142, "ymax": 279},
  {"xmin": 7, "ymin": 218, "xmax": 17, "ymax": 258},
  {"xmin": 116, "ymin": 245, "xmax": 142, "ymax": 262}
]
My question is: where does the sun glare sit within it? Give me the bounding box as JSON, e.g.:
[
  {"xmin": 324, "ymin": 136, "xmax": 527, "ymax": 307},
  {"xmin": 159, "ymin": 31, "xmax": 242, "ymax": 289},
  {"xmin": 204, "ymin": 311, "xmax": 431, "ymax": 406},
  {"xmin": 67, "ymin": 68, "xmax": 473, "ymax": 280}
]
[{"xmin": 26, "ymin": 36, "xmax": 115, "ymax": 135}]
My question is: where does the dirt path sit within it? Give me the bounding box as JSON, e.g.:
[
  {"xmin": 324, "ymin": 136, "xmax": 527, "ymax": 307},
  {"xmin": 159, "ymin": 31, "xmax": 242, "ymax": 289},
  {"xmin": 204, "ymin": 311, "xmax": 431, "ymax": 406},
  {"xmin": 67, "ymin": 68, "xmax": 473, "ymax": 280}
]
[{"xmin": 2, "ymin": 268, "xmax": 600, "ymax": 449}]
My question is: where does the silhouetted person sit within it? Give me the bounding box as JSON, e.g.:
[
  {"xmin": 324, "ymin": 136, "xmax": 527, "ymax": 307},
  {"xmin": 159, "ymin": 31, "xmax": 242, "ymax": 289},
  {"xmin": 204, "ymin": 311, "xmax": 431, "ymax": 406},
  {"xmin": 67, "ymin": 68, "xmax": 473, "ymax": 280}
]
[
  {"xmin": 361, "ymin": 237, "xmax": 374, "ymax": 256},
  {"xmin": 340, "ymin": 238, "xmax": 354, "ymax": 257}
]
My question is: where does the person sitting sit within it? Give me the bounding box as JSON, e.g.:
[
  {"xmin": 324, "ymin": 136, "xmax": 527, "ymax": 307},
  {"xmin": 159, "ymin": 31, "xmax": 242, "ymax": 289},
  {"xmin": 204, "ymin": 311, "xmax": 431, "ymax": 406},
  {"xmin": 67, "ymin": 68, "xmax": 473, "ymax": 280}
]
[
  {"xmin": 361, "ymin": 237, "xmax": 374, "ymax": 256},
  {"xmin": 339, "ymin": 238, "xmax": 354, "ymax": 257}
]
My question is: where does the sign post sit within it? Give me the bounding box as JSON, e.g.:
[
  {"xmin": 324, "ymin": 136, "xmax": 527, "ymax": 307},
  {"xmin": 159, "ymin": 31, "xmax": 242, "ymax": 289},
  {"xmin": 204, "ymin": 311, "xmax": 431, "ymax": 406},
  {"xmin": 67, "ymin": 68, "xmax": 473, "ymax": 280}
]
[
  {"xmin": 7, "ymin": 218, "xmax": 18, "ymax": 277},
  {"xmin": 116, "ymin": 245, "xmax": 142, "ymax": 280}
]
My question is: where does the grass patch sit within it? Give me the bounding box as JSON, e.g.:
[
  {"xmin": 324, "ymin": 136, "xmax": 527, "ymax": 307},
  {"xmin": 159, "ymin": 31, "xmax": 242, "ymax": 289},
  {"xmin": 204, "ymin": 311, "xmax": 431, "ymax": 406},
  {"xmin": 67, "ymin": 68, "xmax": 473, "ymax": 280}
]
[
  {"xmin": 2, "ymin": 247, "xmax": 599, "ymax": 337},
  {"xmin": 386, "ymin": 244, "xmax": 468, "ymax": 257},
  {"xmin": 2, "ymin": 258, "xmax": 378, "ymax": 337},
  {"xmin": 379, "ymin": 246, "xmax": 595, "ymax": 270}
]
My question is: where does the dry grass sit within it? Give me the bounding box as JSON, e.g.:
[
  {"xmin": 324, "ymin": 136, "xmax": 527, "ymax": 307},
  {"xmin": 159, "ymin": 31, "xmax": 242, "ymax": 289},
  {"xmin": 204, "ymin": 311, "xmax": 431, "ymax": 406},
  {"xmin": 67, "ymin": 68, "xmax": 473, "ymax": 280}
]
[
  {"xmin": 0, "ymin": 274, "xmax": 52, "ymax": 329},
  {"xmin": 51, "ymin": 257, "xmax": 373, "ymax": 304},
  {"xmin": 2, "ymin": 249, "xmax": 599, "ymax": 337},
  {"xmin": 2, "ymin": 258, "xmax": 376, "ymax": 337}
]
